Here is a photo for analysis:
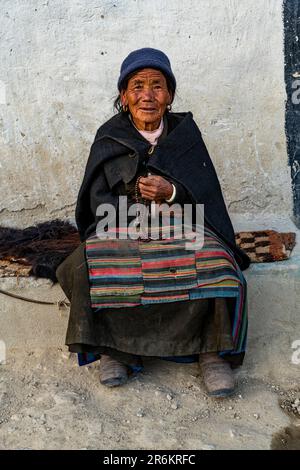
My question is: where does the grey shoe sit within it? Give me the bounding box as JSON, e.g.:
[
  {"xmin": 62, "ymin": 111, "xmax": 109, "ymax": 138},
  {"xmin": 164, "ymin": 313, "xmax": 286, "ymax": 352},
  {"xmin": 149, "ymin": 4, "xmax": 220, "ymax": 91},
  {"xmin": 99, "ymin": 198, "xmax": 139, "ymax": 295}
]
[
  {"xmin": 99, "ymin": 354, "xmax": 129, "ymax": 387},
  {"xmin": 199, "ymin": 353, "xmax": 235, "ymax": 398}
]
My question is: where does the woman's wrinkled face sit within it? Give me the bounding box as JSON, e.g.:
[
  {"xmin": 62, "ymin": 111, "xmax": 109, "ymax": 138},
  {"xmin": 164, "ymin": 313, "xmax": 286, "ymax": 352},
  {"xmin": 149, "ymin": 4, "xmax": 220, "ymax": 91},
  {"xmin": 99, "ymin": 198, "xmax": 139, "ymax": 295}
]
[{"xmin": 120, "ymin": 68, "xmax": 172, "ymax": 131}]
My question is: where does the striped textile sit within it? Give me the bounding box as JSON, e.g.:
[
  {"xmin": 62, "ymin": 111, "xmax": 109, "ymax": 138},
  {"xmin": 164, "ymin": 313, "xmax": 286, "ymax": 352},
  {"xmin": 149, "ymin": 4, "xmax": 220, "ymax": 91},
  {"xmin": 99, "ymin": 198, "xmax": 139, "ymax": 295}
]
[{"xmin": 85, "ymin": 225, "xmax": 248, "ymax": 355}]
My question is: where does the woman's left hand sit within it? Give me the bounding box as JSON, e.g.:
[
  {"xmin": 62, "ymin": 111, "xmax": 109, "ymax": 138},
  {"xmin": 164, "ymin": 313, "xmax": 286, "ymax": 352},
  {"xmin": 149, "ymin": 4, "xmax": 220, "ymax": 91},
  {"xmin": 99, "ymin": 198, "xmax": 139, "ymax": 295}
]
[{"xmin": 138, "ymin": 175, "xmax": 173, "ymax": 202}]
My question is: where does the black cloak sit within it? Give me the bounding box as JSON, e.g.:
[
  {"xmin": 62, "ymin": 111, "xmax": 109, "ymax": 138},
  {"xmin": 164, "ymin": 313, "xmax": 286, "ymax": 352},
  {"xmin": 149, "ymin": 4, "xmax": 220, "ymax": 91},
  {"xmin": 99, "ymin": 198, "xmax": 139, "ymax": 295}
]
[{"xmin": 75, "ymin": 111, "xmax": 250, "ymax": 271}]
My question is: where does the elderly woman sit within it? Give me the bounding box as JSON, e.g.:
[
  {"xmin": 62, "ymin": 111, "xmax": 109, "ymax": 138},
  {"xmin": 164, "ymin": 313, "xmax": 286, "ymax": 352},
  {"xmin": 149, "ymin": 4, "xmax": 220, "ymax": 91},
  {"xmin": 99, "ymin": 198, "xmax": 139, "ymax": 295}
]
[{"xmin": 56, "ymin": 48, "xmax": 250, "ymax": 398}]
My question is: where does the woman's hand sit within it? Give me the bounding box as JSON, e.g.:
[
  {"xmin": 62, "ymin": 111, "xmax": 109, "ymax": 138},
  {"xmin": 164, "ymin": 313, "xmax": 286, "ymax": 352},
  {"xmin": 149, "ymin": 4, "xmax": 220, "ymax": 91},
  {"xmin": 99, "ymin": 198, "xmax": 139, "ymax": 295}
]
[{"xmin": 138, "ymin": 175, "xmax": 173, "ymax": 203}]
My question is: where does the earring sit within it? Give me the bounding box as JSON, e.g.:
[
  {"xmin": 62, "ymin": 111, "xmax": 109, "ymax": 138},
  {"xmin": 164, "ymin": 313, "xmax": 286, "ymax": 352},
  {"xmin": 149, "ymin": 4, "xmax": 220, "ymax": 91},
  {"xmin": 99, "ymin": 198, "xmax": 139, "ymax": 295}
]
[
  {"xmin": 122, "ymin": 104, "xmax": 128, "ymax": 112},
  {"xmin": 167, "ymin": 104, "xmax": 172, "ymax": 111}
]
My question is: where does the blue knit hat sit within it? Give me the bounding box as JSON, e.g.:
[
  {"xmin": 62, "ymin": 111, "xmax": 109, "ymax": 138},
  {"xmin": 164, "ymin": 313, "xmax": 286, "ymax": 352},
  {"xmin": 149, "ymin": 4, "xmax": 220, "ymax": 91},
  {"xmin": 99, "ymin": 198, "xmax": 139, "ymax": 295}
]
[{"xmin": 117, "ymin": 47, "xmax": 176, "ymax": 92}]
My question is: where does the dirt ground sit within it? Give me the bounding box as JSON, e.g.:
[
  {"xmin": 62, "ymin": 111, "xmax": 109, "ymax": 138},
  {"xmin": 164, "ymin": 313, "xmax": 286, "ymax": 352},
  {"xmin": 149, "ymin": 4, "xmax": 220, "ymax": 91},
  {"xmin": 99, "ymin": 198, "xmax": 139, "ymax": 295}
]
[{"xmin": 0, "ymin": 347, "xmax": 299, "ymax": 450}]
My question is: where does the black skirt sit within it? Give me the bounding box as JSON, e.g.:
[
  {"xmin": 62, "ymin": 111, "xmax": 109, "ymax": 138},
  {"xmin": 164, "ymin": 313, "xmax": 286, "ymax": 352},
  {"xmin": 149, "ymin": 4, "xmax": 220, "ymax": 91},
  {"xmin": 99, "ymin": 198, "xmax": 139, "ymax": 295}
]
[{"xmin": 56, "ymin": 241, "xmax": 244, "ymax": 368}]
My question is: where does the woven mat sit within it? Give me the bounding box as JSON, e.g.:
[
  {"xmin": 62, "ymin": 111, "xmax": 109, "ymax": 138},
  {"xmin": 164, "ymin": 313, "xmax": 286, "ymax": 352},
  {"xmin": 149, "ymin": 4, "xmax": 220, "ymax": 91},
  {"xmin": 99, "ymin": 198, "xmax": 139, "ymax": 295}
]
[
  {"xmin": 0, "ymin": 226, "xmax": 297, "ymax": 278},
  {"xmin": 0, "ymin": 259, "xmax": 32, "ymax": 278},
  {"xmin": 235, "ymin": 230, "xmax": 296, "ymax": 263}
]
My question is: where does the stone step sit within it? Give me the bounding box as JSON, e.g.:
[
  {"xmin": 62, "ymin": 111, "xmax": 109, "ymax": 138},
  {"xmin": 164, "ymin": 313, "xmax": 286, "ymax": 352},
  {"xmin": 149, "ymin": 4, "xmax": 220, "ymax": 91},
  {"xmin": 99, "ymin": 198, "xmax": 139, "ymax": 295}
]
[
  {"xmin": 232, "ymin": 215, "xmax": 300, "ymax": 386},
  {"xmin": 0, "ymin": 215, "xmax": 299, "ymax": 386},
  {"xmin": 0, "ymin": 277, "xmax": 69, "ymax": 351}
]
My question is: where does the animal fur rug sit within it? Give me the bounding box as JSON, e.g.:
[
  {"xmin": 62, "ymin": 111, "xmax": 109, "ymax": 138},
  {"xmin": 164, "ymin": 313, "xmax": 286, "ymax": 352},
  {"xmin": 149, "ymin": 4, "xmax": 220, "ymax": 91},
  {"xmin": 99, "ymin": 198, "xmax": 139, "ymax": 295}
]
[
  {"xmin": 0, "ymin": 220, "xmax": 80, "ymax": 282},
  {"xmin": 0, "ymin": 219, "xmax": 296, "ymax": 282}
]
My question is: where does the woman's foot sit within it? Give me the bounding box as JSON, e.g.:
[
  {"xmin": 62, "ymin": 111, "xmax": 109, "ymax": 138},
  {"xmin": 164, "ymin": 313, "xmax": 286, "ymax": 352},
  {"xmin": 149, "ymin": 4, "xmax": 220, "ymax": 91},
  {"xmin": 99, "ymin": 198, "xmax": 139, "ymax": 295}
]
[
  {"xmin": 99, "ymin": 354, "xmax": 129, "ymax": 387},
  {"xmin": 199, "ymin": 352, "xmax": 235, "ymax": 398}
]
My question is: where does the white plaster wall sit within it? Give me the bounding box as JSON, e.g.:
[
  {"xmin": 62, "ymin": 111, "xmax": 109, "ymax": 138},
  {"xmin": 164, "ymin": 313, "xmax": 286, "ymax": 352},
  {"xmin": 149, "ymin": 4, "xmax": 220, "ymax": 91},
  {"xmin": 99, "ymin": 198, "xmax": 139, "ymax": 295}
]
[{"xmin": 0, "ymin": 0, "xmax": 292, "ymax": 228}]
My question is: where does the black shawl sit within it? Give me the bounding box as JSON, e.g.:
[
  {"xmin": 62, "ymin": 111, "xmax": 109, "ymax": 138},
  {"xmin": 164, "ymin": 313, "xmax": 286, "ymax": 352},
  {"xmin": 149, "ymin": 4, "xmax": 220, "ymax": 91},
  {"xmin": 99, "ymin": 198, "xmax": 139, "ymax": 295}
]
[{"xmin": 75, "ymin": 111, "xmax": 250, "ymax": 271}]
